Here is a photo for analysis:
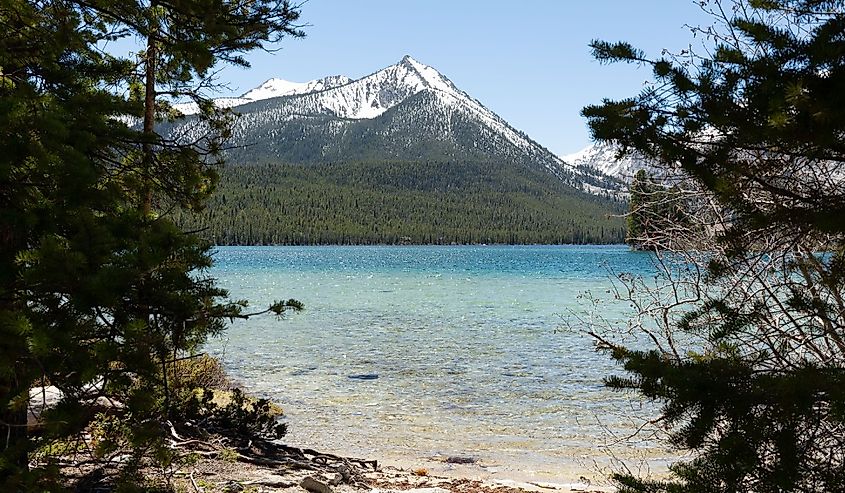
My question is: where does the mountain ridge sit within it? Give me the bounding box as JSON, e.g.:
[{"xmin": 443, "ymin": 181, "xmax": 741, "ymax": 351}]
[
  {"xmin": 167, "ymin": 56, "xmax": 630, "ymax": 245},
  {"xmin": 169, "ymin": 55, "xmax": 624, "ymax": 196},
  {"xmin": 562, "ymin": 143, "xmax": 657, "ymax": 183}
]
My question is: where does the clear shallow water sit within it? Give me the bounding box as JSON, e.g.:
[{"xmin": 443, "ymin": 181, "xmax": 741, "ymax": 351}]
[{"xmin": 207, "ymin": 245, "xmax": 672, "ymax": 482}]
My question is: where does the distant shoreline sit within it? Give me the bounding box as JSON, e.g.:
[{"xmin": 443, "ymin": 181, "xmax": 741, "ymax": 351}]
[{"xmin": 209, "ymin": 242, "xmax": 631, "ymax": 247}]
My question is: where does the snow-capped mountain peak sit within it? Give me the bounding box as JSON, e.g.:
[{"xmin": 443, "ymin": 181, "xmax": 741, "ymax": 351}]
[
  {"xmin": 240, "ymin": 78, "xmax": 305, "ymax": 100},
  {"xmin": 397, "ymin": 55, "xmax": 460, "ymax": 94},
  {"xmin": 240, "ymin": 55, "xmax": 471, "ymax": 121},
  {"xmin": 169, "ymin": 56, "xmax": 629, "ymax": 197}
]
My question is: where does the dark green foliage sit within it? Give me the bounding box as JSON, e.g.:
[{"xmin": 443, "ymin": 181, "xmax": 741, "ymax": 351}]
[
  {"xmin": 172, "ymin": 160, "xmax": 626, "ymax": 245},
  {"xmin": 183, "ymin": 388, "xmax": 287, "ymax": 440},
  {"xmin": 269, "ymin": 299, "xmax": 306, "ymax": 316},
  {"xmin": 584, "ymin": 0, "xmax": 845, "ymax": 243},
  {"xmin": 608, "ymin": 349, "xmax": 845, "ymax": 493},
  {"xmin": 585, "ymin": 1, "xmax": 845, "ymax": 491},
  {"xmin": 0, "ymin": 0, "xmax": 302, "ymax": 488}
]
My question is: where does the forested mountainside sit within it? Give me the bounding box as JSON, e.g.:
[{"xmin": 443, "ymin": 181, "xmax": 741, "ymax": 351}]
[
  {"xmin": 166, "ymin": 56, "xmax": 628, "ymax": 244},
  {"xmin": 171, "ymin": 161, "xmax": 626, "ymax": 245}
]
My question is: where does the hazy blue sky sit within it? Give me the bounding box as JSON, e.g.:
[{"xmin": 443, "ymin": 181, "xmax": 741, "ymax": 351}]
[{"xmin": 154, "ymin": 1, "xmax": 716, "ymax": 155}]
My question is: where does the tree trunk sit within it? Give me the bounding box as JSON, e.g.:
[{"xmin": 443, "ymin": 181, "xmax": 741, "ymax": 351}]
[
  {"xmin": 0, "ymin": 218, "xmax": 30, "ymax": 483},
  {"xmin": 142, "ymin": 19, "xmax": 157, "ymax": 217},
  {"xmin": 0, "ymin": 350, "xmax": 30, "ymax": 483}
]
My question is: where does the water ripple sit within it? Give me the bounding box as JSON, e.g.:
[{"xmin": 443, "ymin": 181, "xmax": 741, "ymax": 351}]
[{"xmin": 207, "ymin": 245, "xmax": 671, "ymax": 478}]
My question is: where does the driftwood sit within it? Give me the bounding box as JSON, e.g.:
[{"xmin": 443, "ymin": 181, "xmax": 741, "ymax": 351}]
[
  {"xmin": 37, "ymin": 397, "xmax": 380, "ymax": 491},
  {"xmin": 164, "ymin": 417, "xmax": 378, "ymax": 489},
  {"xmin": 242, "ymin": 478, "xmax": 297, "ymax": 488}
]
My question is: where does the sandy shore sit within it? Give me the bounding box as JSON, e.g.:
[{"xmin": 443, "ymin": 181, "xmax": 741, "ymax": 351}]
[
  {"xmin": 169, "ymin": 448, "xmax": 614, "ymax": 493},
  {"xmin": 365, "ymin": 454, "xmax": 615, "ymax": 491}
]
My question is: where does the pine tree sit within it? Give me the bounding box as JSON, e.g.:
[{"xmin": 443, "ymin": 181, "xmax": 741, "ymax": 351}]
[
  {"xmin": 0, "ymin": 1, "xmax": 302, "ymax": 487},
  {"xmin": 583, "ymin": 1, "xmax": 845, "ymax": 491}
]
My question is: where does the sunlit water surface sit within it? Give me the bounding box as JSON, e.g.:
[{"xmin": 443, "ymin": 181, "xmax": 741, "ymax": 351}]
[{"xmin": 207, "ymin": 245, "xmax": 673, "ymax": 484}]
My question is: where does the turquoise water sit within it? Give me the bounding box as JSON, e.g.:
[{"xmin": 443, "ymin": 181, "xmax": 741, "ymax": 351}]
[{"xmin": 208, "ymin": 245, "xmax": 671, "ymax": 482}]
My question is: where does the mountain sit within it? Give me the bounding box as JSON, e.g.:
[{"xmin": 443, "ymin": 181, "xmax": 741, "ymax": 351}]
[
  {"xmin": 240, "ymin": 74, "xmax": 352, "ymax": 100},
  {"xmin": 166, "ymin": 56, "xmax": 628, "ymax": 244},
  {"xmin": 172, "ymin": 74, "xmax": 353, "ymax": 115},
  {"xmin": 172, "ymin": 56, "xmax": 623, "ymax": 194},
  {"xmin": 562, "ymin": 143, "xmax": 659, "ymax": 184}
]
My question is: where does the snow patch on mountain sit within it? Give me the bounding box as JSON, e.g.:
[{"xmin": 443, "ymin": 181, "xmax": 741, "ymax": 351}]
[
  {"xmin": 172, "ymin": 74, "xmax": 352, "ymax": 116},
  {"xmin": 241, "ymin": 75, "xmax": 352, "ymax": 100},
  {"xmin": 563, "ymin": 142, "xmax": 657, "ymax": 182},
  {"xmin": 171, "ymin": 97, "xmax": 252, "ymax": 116}
]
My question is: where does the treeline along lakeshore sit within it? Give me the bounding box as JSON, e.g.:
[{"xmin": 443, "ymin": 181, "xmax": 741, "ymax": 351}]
[{"xmin": 173, "ymin": 160, "xmax": 626, "ymax": 245}]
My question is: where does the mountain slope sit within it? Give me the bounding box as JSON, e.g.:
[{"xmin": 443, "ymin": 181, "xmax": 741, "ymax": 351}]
[
  {"xmin": 172, "ymin": 74, "xmax": 352, "ymax": 116},
  {"xmin": 171, "ymin": 56, "xmax": 623, "ymax": 195},
  {"xmin": 173, "ymin": 161, "xmax": 626, "ymax": 245},
  {"xmin": 165, "ymin": 56, "xmax": 629, "ymax": 244},
  {"xmin": 562, "ymin": 143, "xmax": 659, "ymax": 183}
]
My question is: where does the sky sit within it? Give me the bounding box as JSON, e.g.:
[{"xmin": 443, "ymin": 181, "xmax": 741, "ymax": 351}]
[{"xmin": 151, "ymin": 1, "xmax": 716, "ymax": 156}]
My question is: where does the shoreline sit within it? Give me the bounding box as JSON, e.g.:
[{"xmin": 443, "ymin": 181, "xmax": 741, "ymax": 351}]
[
  {"xmin": 210, "ymin": 243, "xmax": 630, "ymax": 248},
  {"xmin": 370, "ymin": 456, "xmax": 615, "ymax": 492},
  {"xmin": 272, "ymin": 439, "xmax": 626, "ymax": 488},
  {"xmin": 216, "ymin": 371, "xmax": 630, "ymax": 492},
  {"xmin": 173, "ymin": 445, "xmax": 616, "ymax": 493},
  {"xmin": 31, "ymin": 362, "xmax": 647, "ymax": 491}
]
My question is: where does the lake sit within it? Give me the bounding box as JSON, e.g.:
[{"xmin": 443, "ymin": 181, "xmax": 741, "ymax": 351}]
[{"xmin": 207, "ymin": 245, "xmax": 672, "ymax": 484}]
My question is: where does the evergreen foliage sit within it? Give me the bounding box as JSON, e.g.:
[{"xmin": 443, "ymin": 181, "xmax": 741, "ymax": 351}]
[
  {"xmin": 584, "ymin": 1, "xmax": 845, "ymax": 491},
  {"xmin": 0, "ymin": 0, "xmax": 302, "ymax": 488},
  {"xmin": 172, "ymin": 160, "xmax": 626, "ymax": 245}
]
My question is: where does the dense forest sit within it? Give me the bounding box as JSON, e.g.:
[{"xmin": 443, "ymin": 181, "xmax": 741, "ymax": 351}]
[{"xmin": 171, "ymin": 160, "xmax": 626, "ymax": 245}]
